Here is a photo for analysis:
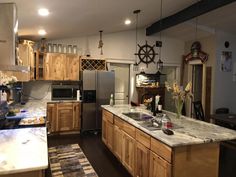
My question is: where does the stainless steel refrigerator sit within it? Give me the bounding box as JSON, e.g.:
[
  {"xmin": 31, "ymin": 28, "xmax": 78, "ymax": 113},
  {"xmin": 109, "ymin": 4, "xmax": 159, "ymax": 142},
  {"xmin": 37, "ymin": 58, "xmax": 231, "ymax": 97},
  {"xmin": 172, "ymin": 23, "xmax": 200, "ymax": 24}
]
[{"xmin": 81, "ymin": 70, "xmax": 115, "ymax": 132}]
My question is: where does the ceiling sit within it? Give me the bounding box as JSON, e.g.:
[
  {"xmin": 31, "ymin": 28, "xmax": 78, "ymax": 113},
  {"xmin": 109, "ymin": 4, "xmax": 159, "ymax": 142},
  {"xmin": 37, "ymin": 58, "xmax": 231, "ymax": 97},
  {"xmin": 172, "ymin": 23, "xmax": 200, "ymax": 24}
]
[
  {"xmin": 161, "ymin": 2, "xmax": 236, "ymax": 41},
  {"xmin": 0, "ymin": 0, "xmax": 235, "ymax": 41},
  {"xmin": 0, "ymin": 0, "xmax": 196, "ymax": 40}
]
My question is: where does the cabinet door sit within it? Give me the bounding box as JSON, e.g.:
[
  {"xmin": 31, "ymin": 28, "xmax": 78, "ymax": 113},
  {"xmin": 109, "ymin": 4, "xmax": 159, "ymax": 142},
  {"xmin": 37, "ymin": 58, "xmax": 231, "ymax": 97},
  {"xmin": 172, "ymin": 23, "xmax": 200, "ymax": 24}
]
[
  {"xmin": 106, "ymin": 121, "xmax": 114, "ymax": 151},
  {"xmin": 135, "ymin": 142, "xmax": 150, "ymax": 177},
  {"xmin": 47, "ymin": 103, "xmax": 57, "ymax": 133},
  {"xmin": 149, "ymin": 151, "xmax": 171, "ymax": 177},
  {"xmin": 64, "ymin": 54, "xmax": 80, "ymax": 80},
  {"xmin": 73, "ymin": 102, "xmax": 81, "ymax": 130},
  {"xmin": 102, "ymin": 115, "xmax": 107, "ymax": 144},
  {"xmin": 44, "ymin": 53, "xmax": 65, "ymax": 80},
  {"xmin": 113, "ymin": 125, "xmax": 123, "ymax": 160},
  {"xmin": 122, "ymin": 131, "xmax": 136, "ymax": 176},
  {"xmin": 57, "ymin": 103, "xmax": 73, "ymax": 131}
]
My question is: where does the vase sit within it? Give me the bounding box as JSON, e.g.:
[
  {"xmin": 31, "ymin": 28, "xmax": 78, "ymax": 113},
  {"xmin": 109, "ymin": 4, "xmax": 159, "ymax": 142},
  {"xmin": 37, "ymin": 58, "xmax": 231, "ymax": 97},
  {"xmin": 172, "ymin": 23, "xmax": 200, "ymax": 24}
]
[{"xmin": 175, "ymin": 99, "xmax": 184, "ymax": 119}]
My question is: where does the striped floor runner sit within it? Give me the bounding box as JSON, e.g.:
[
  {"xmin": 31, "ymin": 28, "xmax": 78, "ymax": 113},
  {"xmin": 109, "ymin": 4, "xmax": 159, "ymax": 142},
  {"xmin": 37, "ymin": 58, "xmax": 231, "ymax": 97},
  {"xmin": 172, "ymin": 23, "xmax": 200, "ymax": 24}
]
[{"xmin": 48, "ymin": 144, "xmax": 98, "ymax": 177}]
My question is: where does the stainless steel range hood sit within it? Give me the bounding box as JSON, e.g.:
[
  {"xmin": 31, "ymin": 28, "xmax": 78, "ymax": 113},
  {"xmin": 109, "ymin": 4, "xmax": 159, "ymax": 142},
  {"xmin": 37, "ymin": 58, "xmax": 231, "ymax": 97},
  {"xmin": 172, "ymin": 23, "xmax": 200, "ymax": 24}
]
[{"xmin": 0, "ymin": 3, "xmax": 29, "ymax": 72}]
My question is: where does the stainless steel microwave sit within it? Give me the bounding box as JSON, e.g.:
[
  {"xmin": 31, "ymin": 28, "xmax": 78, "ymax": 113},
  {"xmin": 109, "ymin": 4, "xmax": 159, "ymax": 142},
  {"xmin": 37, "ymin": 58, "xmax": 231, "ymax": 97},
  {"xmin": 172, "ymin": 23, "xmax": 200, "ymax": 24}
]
[{"xmin": 51, "ymin": 85, "xmax": 79, "ymax": 100}]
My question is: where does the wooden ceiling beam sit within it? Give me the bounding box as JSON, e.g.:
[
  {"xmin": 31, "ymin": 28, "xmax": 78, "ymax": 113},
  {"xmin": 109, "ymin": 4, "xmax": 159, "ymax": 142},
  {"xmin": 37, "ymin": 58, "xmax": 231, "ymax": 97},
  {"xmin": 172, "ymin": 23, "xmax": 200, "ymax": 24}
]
[{"xmin": 146, "ymin": 0, "xmax": 236, "ymax": 36}]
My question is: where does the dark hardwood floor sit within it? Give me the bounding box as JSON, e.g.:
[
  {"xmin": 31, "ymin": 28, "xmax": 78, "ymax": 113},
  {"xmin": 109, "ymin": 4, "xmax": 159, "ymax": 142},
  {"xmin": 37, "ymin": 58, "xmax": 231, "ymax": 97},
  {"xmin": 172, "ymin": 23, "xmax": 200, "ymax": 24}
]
[{"xmin": 46, "ymin": 132, "xmax": 132, "ymax": 177}]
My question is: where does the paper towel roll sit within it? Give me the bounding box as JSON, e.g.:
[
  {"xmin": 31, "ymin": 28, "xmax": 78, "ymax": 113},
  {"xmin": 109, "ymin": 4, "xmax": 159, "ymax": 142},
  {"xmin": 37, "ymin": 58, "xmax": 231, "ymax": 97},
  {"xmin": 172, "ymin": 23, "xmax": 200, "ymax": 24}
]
[{"xmin": 77, "ymin": 90, "xmax": 80, "ymax": 101}]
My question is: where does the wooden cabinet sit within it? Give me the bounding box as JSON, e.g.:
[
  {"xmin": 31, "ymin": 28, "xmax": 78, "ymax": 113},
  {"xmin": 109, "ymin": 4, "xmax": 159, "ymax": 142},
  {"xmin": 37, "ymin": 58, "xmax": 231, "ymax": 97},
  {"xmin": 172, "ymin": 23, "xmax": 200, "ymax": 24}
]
[
  {"xmin": 64, "ymin": 54, "xmax": 80, "ymax": 80},
  {"xmin": 35, "ymin": 51, "xmax": 45, "ymax": 80},
  {"xmin": 102, "ymin": 110, "xmax": 114, "ymax": 150},
  {"xmin": 47, "ymin": 102, "xmax": 81, "ymax": 133},
  {"xmin": 122, "ymin": 131, "xmax": 136, "ymax": 176},
  {"xmin": 47, "ymin": 103, "xmax": 57, "ymax": 133},
  {"xmin": 149, "ymin": 151, "xmax": 171, "ymax": 177},
  {"xmin": 57, "ymin": 103, "xmax": 74, "ymax": 131},
  {"xmin": 44, "ymin": 53, "xmax": 80, "ymax": 81},
  {"xmin": 44, "ymin": 53, "xmax": 65, "ymax": 80},
  {"xmin": 135, "ymin": 142, "xmax": 150, "ymax": 177},
  {"xmin": 18, "ymin": 41, "xmax": 35, "ymax": 80},
  {"xmin": 113, "ymin": 124, "xmax": 123, "ymax": 160}
]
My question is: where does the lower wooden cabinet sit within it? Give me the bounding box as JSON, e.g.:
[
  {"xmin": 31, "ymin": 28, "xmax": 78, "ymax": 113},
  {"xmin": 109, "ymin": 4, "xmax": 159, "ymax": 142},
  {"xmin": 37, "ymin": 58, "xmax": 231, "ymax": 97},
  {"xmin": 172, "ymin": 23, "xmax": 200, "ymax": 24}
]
[
  {"xmin": 47, "ymin": 102, "xmax": 81, "ymax": 133},
  {"xmin": 122, "ymin": 131, "xmax": 136, "ymax": 176},
  {"xmin": 102, "ymin": 115, "xmax": 107, "ymax": 144},
  {"xmin": 113, "ymin": 125, "xmax": 123, "ymax": 160},
  {"xmin": 149, "ymin": 151, "xmax": 171, "ymax": 177},
  {"xmin": 135, "ymin": 142, "xmax": 150, "ymax": 177}
]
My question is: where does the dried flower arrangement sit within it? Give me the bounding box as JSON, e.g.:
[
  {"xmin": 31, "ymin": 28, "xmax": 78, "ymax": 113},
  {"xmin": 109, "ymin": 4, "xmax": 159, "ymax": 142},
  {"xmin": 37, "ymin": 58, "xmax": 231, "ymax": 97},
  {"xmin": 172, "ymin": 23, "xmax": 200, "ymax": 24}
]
[{"xmin": 165, "ymin": 81, "xmax": 193, "ymax": 118}]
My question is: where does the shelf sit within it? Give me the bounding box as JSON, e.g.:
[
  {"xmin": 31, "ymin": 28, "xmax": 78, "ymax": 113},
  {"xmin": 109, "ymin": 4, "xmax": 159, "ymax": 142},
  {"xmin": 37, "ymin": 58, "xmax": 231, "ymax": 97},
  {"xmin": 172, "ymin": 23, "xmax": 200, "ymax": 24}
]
[{"xmin": 81, "ymin": 58, "xmax": 106, "ymax": 70}]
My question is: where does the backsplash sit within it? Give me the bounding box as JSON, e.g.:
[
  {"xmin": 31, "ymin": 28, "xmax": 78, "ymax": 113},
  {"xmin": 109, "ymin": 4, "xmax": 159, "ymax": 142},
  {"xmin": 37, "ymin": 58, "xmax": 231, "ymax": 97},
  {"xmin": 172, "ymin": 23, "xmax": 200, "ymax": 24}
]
[{"xmin": 22, "ymin": 81, "xmax": 52, "ymax": 101}]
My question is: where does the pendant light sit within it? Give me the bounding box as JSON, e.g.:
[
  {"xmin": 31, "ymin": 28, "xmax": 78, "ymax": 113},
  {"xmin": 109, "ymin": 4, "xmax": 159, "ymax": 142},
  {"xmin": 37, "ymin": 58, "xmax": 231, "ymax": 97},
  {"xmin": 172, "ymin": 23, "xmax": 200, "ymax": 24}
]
[
  {"xmin": 98, "ymin": 30, "xmax": 104, "ymax": 55},
  {"xmin": 156, "ymin": 0, "xmax": 164, "ymax": 72},
  {"xmin": 133, "ymin": 9, "xmax": 141, "ymax": 72}
]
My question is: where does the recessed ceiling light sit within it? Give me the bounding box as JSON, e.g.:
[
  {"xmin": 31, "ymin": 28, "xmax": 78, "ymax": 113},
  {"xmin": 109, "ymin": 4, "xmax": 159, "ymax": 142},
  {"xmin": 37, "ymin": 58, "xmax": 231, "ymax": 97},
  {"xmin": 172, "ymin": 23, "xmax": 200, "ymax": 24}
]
[
  {"xmin": 125, "ymin": 19, "xmax": 131, "ymax": 25},
  {"xmin": 38, "ymin": 8, "xmax": 49, "ymax": 16},
  {"xmin": 38, "ymin": 29, "xmax": 47, "ymax": 36}
]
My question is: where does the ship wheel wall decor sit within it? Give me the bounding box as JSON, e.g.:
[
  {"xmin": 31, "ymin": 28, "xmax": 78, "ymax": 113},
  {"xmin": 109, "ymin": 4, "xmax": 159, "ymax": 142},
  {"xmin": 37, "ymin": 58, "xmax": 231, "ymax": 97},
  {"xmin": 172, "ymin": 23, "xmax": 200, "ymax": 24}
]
[{"xmin": 135, "ymin": 41, "xmax": 158, "ymax": 67}]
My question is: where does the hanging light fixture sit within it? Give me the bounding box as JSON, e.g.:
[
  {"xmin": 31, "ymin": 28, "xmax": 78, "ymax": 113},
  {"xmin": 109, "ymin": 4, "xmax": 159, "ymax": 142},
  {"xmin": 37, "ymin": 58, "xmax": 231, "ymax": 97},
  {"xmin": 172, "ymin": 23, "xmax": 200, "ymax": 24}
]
[
  {"xmin": 156, "ymin": 0, "xmax": 164, "ymax": 72},
  {"xmin": 98, "ymin": 30, "xmax": 104, "ymax": 55},
  {"xmin": 133, "ymin": 9, "xmax": 141, "ymax": 72}
]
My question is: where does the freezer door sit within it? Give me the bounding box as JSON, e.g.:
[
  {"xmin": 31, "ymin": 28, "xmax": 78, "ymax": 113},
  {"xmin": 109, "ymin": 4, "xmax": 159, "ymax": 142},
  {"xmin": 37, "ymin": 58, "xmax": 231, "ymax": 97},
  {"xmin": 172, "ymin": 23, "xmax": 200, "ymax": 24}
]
[
  {"xmin": 82, "ymin": 103, "xmax": 96, "ymax": 131},
  {"xmin": 96, "ymin": 71, "xmax": 115, "ymax": 129},
  {"xmin": 82, "ymin": 70, "xmax": 96, "ymax": 90}
]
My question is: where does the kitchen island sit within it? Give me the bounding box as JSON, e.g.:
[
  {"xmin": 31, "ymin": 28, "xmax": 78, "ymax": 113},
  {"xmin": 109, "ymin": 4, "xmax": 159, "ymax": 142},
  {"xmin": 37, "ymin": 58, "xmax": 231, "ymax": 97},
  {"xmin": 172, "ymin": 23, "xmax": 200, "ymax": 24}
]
[
  {"xmin": 0, "ymin": 127, "xmax": 48, "ymax": 177},
  {"xmin": 0, "ymin": 101, "xmax": 48, "ymax": 177},
  {"xmin": 101, "ymin": 105, "xmax": 236, "ymax": 177}
]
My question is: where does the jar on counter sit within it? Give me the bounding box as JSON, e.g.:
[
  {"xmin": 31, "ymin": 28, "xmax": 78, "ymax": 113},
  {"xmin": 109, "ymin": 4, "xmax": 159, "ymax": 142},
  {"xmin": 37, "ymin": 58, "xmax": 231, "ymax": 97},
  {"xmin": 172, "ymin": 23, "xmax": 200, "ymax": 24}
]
[{"xmin": 161, "ymin": 114, "xmax": 173, "ymax": 129}]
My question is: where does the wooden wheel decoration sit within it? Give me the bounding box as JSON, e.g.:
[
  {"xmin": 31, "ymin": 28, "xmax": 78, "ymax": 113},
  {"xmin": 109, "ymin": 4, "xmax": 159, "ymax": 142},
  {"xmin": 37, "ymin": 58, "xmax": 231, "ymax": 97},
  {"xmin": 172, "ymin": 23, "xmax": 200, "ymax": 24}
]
[{"xmin": 135, "ymin": 41, "xmax": 158, "ymax": 67}]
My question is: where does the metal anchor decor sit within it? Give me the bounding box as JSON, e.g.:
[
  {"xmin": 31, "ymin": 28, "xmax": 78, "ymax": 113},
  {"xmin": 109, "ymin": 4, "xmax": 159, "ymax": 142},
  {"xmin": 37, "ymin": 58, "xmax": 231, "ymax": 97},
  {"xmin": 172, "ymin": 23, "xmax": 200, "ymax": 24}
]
[{"xmin": 135, "ymin": 41, "xmax": 158, "ymax": 67}]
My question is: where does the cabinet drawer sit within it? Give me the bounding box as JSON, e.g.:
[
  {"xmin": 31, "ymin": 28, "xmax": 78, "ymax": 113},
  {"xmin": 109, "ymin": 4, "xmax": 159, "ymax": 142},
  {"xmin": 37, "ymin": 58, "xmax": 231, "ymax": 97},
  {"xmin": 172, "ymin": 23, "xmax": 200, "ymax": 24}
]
[
  {"xmin": 136, "ymin": 128, "xmax": 151, "ymax": 148},
  {"xmin": 103, "ymin": 110, "xmax": 113, "ymax": 123},
  {"xmin": 122, "ymin": 121, "xmax": 136, "ymax": 138},
  {"xmin": 151, "ymin": 138, "xmax": 172, "ymax": 163},
  {"xmin": 57, "ymin": 102, "xmax": 73, "ymax": 109},
  {"xmin": 114, "ymin": 116, "xmax": 124, "ymax": 128}
]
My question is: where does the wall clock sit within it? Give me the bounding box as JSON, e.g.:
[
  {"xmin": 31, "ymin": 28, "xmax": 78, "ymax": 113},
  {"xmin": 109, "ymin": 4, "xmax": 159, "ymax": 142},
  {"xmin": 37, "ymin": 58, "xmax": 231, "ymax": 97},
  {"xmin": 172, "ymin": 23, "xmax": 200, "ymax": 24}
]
[{"xmin": 135, "ymin": 41, "xmax": 158, "ymax": 67}]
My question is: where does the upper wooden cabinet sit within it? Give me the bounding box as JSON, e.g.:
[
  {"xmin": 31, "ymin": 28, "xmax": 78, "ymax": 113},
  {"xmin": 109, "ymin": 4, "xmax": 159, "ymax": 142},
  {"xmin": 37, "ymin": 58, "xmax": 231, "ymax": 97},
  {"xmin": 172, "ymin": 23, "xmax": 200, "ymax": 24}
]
[
  {"xmin": 64, "ymin": 54, "xmax": 80, "ymax": 81},
  {"xmin": 36, "ymin": 53, "xmax": 80, "ymax": 81}
]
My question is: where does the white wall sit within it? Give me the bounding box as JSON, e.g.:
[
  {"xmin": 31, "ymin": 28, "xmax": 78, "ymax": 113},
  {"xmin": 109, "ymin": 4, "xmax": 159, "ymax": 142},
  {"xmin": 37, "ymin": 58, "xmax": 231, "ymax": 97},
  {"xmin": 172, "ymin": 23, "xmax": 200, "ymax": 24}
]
[
  {"xmin": 213, "ymin": 31, "xmax": 236, "ymax": 113},
  {"xmin": 49, "ymin": 28, "xmax": 185, "ymax": 102}
]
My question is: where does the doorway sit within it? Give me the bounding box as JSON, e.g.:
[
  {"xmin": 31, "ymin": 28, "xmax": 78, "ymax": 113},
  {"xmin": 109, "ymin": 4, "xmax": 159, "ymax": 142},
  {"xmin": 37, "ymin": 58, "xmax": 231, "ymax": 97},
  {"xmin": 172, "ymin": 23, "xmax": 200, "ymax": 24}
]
[
  {"xmin": 191, "ymin": 64, "xmax": 203, "ymax": 117},
  {"xmin": 109, "ymin": 63, "xmax": 130, "ymax": 104}
]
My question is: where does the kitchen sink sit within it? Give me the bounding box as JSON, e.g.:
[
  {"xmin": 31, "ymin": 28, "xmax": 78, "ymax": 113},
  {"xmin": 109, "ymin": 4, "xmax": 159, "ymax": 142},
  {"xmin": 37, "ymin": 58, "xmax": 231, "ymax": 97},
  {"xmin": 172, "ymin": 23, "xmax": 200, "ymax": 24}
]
[
  {"xmin": 138, "ymin": 121, "xmax": 162, "ymax": 131},
  {"xmin": 122, "ymin": 112, "xmax": 153, "ymax": 121},
  {"xmin": 138, "ymin": 121, "xmax": 183, "ymax": 131}
]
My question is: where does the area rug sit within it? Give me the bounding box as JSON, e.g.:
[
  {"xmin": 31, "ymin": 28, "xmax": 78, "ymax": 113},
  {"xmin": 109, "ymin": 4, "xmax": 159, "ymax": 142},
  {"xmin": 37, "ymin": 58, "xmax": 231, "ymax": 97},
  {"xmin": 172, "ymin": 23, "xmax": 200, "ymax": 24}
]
[{"xmin": 48, "ymin": 144, "xmax": 98, "ymax": 177}]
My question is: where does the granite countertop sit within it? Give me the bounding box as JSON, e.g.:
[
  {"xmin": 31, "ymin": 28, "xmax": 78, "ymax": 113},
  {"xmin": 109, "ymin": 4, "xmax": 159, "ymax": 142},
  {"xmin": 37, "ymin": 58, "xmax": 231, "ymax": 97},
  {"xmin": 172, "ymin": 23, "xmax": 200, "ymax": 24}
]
[
  {"xmin": 0, "ymin": 127, "xmax": 48, "ymax": 175},
  {"xmin": 102, "ymin": 105, "xmax": 236, "ymax": 147}
]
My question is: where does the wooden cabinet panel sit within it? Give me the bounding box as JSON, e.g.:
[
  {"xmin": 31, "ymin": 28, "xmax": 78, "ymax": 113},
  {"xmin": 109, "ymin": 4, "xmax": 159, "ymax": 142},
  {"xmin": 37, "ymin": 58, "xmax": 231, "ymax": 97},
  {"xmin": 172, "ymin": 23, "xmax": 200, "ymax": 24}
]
[
  {"xmin": 64, "ymin": 54, "xmax": 80, "ymax": 80},
  {"xmin": 114, "ymin": 116, "xmax": 124, "ymax": 128},
  {"xmin": 122, "ymin": 131, "xmax": 136, "ymax": 176},
  {"xmin": 73, "ymin": 102, "xmax": 81, "ymax": 130},
  {"xmin": 102, "ymin": 113, "xmax": 107, "ymax": 144},
  {"xmin": 113, "ymin": 125, "xmax": 123, "ymax": 160},
  {"xmin": 57, "ymin": 103, "xmax": 73, "ymax": 131},
  {"xmin": 47, "ymin": 103, "xmax": 57, "ymax": 133},
  {"xmin": 149, "ymin": 151, "xmax": 171, "ymax": 177},
  {"xmin": 136, "ymin": 128, "xmax": 151, "ymax": 149},
  {"xmin": 123, "ymin": 121, "xmax": 136, "ymax": 138},
  {"xmin": 103, "ymin": 110, "xmax": 114, "ymax": 123},
  {"xmin": 135, "ymin": 142, "xmax": 150, "ymax": 177},
  {"xmin": 106, "ymin": 121, "xmax": 114, "ymax": 150},
  {"xmin": 151, "ymin": 138, "xmax": 172, "ymax": 163},
  {"xmin": 44, "ymin": 53, "xmax": 65, "ymax": 80},
  {"xmin": 47, "ymin": 102, "xmax": 81, "ymax": 133}
]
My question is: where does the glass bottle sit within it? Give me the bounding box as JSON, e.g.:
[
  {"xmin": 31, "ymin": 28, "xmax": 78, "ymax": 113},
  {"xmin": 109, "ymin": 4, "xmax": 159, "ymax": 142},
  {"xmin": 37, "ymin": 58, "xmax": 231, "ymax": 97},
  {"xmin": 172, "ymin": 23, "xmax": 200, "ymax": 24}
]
[
  {"xmin": 109, "ymin": 94, "xmax": 114, "ymax": 107},
  {"xmin": 161, "ymin": 114, "xmax": 172, "ymax": 129}
]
